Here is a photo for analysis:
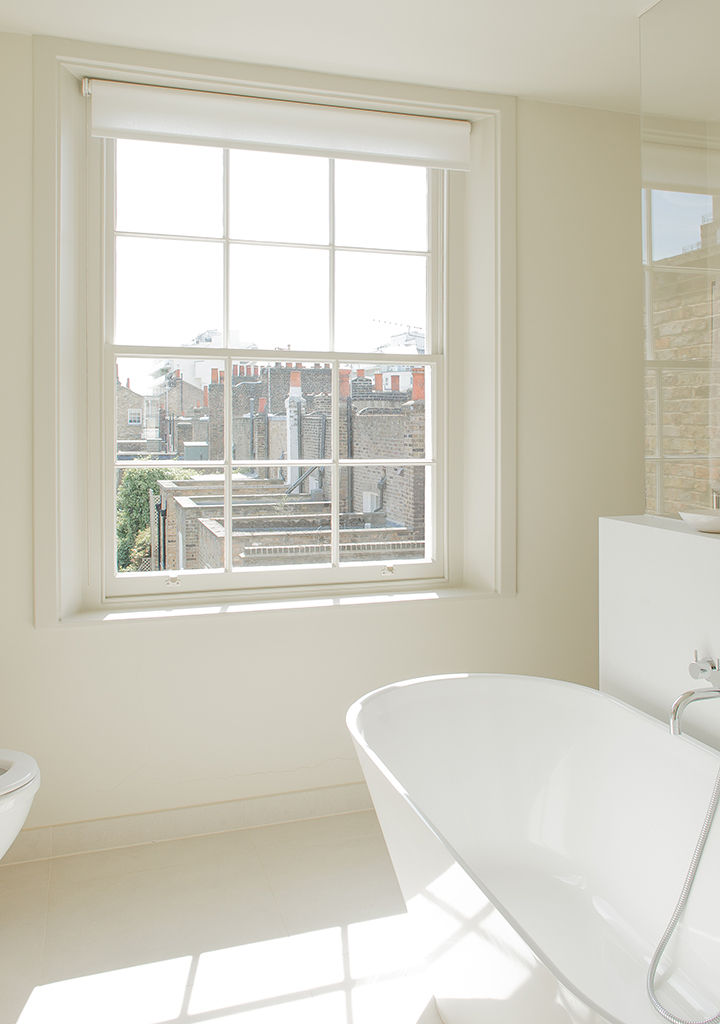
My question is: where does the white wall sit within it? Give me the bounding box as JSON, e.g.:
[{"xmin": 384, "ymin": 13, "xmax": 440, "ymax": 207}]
[
  {"xmin": 600, "ymin": 515, "xmax": 720, "ymax": 750},
  {"xmin": 0, "ymin": 34, "xmax": 644, "ymax": 829}
]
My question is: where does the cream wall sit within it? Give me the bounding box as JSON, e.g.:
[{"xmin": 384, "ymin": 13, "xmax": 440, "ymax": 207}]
[{"xmin": 0, "ymin": 33, "xmax": 644, "ymax": 829}]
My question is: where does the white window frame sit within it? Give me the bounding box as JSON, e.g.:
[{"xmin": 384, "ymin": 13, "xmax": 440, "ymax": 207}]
[
  {"xmin": 32, "ymin": 37, "xmax": 517, "ymax": 624},
  {"xmin": 126, "ymin": 408, "xmax": 142, "ymax": 426},
  {"xmin": 103, "ymin": 136, "xmax": 444, "ymax": 599}
]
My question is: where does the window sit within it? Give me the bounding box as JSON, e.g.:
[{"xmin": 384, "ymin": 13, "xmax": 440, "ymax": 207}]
[
  {"xmin": 90, "ymin": 79, "xmax": 470, "ymax": 599},
  {"xmin": 33, "ymin": 46, "xmax": 516, "ymax": 621},
  {"xmin": 642, "ymin": 186, "xmax": 720, "ymax": 514}
]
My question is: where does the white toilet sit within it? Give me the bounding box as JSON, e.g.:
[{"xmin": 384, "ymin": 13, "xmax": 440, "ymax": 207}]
[{"xmin": 0, "ymin": 750, "xmax": 40, "ymax": 860}]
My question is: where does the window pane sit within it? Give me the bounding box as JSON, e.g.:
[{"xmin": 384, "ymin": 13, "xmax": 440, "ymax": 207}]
[
  {"xmin": 231, "ymin": 362, "xmax": 332, "ymax": 461},
  {"xmin": 229, "ymin": 245, "xmax": 329, "ymax": 350},
  {"xmin": 660, "ymin": 459, "xmax": 719, "ymax": 514},
  {"xmin": 229, "ymin": 150, "xmax": 329, "ymax": 244},
  {"xmin": 339, "ymin": 364, "xmax": 427, "ymax": 459},
  {"xmin": 115, "ymin": 237, "xmax": 224, "ymax": 347},
  {"xmin": 116, "ymin": 357, "xmax": 224, "ymax": 461},
  {"xmin": 339, "ymin": 465, "xmax": 425, "ymax": 562},
  {"xmin": 660, "ymin": 369, "xmax": 720, "ymax": 457},
  {"xmin": 645, "ymin": 369, "xmax": 658, "ymax": 458},
  {"xmin": 645, "ymin": 461, "xmax": 659, "ymax": 513},
  {"xmin": 334, "ymin": 251, "xmax": 426, "ymax": 353},
  {"xmin": 651, "ymin": 190, "xmax": 716, "ymax": 266},
  {"xmin": 116, "ymin": 467, "xmax": 225, "ymax": 573},
  {"xmin": 116, "ymin": 139, "xmax": 224, "ymax": 238},
  {"xmin": 232, "ymin": 467, "xmax": 332, "ymax": 568},
  {"xmin": 648, "ymin": 269, "xmax": 720, "ymax": 361},
  {"xmin": 335, "ymin": 160, "xmax": 427, "ymax": 251}
]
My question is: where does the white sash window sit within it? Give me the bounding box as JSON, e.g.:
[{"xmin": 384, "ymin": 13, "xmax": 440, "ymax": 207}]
[{"xmin": 87, "ymin": 79, "xmax": 470, "ymax": 598}]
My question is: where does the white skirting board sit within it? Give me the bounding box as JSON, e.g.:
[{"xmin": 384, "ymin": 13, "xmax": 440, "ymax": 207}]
[{"xmin": 1, "ymin": 781, "xmax": 372, "ymax": 864}]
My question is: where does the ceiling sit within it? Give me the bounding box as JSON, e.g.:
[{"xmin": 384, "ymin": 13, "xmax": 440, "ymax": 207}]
[{"xmin": 0, "ymin": 0, "xmax": 658, "ymax": 113}]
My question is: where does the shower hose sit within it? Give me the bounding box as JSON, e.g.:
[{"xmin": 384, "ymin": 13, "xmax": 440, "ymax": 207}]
[{"xmin": 647, "ymin": 764, "xmax": 720, "ymax": 1024}]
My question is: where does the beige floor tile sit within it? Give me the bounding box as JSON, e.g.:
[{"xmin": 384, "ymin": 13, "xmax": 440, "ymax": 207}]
[
  {"xmin": 43, "ymin": 829, "xmax": 286, "ymax": 982},
  {"xmin": 0, "ymin": 812, "xmax": 433, "ymax": 1024},
  {"xmin": 0, "ymin": 861, "xmax": 51, "ymax": 1024},
  {"xmin": 249, "ymin": 812, "xmax": 406, "ymax": 935}
]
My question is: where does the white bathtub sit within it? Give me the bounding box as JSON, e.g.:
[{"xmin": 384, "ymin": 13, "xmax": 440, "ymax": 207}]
[{"xmin": 347, "ymin": 674, "xmax": 720, "ymax": 1024}]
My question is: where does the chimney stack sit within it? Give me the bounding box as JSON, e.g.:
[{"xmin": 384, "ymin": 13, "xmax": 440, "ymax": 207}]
[{"xmin": 412, "ymin": 367, "xmax": 425, "ymax": 401}]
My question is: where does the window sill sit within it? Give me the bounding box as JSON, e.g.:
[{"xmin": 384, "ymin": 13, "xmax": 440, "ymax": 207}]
[{"xmin": 47, "ymin": 581, "xmax": 502, "ymax": 627}]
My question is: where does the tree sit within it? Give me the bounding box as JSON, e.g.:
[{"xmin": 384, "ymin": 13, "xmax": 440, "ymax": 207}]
[
  {"xmin": 116, "ymin": 467, "xmax": 192, "ymax": 570},
  {"xmin": 127, "ymin": 527, "xmax": 152, "ymax": 571}
]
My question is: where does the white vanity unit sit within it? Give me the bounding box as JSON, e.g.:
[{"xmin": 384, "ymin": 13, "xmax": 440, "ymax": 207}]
[{"xmin": 599, "ymin": 514, "xmax": 720, "ymax": 751}]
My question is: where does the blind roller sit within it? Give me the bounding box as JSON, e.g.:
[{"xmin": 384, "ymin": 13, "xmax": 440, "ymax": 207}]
[
  {"xmin": 87, "ymin": 79, "xmax": 471, "ymax": 171},
  {"xmin": 643, "ymin": 140, "xmax": 720, "ymax": 192}
]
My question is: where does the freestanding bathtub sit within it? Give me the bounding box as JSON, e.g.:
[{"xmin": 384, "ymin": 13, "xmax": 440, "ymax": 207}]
[{"xmin": 347, "ymin": 674, "xmax": 720, "ymax": 1024}]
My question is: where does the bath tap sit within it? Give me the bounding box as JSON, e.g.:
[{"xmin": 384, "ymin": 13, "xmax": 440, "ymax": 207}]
[
  {"xmin": 669, "ymin": 652, "xmax": 720, "ymax": 735},
  {"xmin": 670, "ymin": 687, "xmax": 720, "ymax": 735},
  {"xmin": 688, "ymin": 650, "xmax": 717, "ymax": 681}
]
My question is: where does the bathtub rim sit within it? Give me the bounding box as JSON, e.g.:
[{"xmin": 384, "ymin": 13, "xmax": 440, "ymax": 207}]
[{"xmin": 347, "ymin": 672, "xmax": 720, "ymax": 1024}]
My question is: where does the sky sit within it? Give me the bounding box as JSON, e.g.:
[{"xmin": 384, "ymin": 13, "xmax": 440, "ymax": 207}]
[
  {"xmin": 650, "ymin": 189, "xmax": 715, "ymax": 262},
  {"xmin": 114, "ymin": 140, "xmax": 429, "ymax": 397}
]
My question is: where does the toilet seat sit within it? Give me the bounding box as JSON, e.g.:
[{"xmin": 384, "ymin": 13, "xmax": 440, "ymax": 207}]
[{"xmin": 0, "ymin": 750, "xmax": 40, "ymax": 798}]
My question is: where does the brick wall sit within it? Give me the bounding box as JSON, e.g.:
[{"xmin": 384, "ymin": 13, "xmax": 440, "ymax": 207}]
[
  {"xmin": 646, "ymin": 240, "xmax": 720, "ymax": 512},
  {"xmin": 115, "ymin": 382, "xmax": 144, "ymax": 441}
]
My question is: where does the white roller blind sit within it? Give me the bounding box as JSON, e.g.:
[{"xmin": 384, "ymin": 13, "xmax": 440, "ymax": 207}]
[
  {"xmin": 643, "ymin": 140, "xmax": 720, "ymax": 192},
  {"xmin": 87, "ymin": 79, "xmax": 471, "ymax": 171}
]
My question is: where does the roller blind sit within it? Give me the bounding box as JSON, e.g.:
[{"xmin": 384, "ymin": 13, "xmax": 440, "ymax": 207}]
[
  {"xmin": 643, "ymin": 140, "xmax": 720, "ymax": 192},
  {"xmin": 87, "ymin": 79, "xmax": 471, "ymax": 171}
]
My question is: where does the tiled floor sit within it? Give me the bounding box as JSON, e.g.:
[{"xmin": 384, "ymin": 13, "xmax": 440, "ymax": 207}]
[{"xmin": 0, "ymin": 812, "xmax": 441, "ymax": 1024}]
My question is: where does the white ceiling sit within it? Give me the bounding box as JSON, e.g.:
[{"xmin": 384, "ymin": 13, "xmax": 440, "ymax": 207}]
[{"xmin": 0, "ymin": 0, "xmax": 656, "ymax": 112}]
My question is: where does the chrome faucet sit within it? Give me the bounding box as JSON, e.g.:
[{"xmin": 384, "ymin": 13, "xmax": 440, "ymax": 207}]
[{"xmin": 670, "ymin": 652, "xmax": 720, "ymax": 735}]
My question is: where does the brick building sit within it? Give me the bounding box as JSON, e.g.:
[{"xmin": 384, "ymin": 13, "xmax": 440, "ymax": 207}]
[
  {"xmin": 143, "ymin": 363, "xmax": 427, "ymax": 570},
  {"xmin": 645, "ymin": 199, "xmax": 720, "ymax": 512},
  {"xmin": 115, "ymin": 378, "xmax": 145, "ymax": 442}
]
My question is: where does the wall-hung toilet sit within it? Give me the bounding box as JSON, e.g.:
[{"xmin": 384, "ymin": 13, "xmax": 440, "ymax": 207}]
[{"xmin": 0, "ymin": 750, "xmax": 40, "ymax": 860}]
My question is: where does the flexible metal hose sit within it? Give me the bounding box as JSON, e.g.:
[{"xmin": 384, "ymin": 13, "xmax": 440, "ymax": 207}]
[{"xmin": 647, "ymin": 765, "xmax": 720, "ymax": 1024}]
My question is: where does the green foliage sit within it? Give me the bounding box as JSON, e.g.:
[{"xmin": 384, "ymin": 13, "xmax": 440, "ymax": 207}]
[
  {"xmin": 127, "ymin": 527, "xmax": 152, "ymax": 571},
  {"xmin": 116, "ymin": 467, "xmax": 193, "ymax": 571}
]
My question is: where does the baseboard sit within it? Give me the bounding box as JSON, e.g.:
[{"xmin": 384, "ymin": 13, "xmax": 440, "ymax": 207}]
[{"xmin": 2, "ymin": 781, "xmax": 372, "ymax": 864}]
